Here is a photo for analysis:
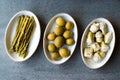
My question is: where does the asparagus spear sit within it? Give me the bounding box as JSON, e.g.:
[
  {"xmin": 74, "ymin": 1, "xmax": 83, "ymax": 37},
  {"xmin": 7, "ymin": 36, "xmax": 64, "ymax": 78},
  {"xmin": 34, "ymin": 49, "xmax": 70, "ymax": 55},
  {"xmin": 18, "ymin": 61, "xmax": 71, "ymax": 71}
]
[
  {"xmin": 20, "ymin": 23, "xmax": 35, "ymax": 58},
  {"xmin": 17, "ymin": 16, "xmax": 32, "ymax": 52},
  {"xmin": 9, "ymin": 15, "xmax": 36, "ymax": 58},
  {"xmin": 19, "ymin": 17, "xmax": 35, "ymax": 57},
  {"xmin": 18, "ymin": 16, "xmax": 34, "ymax": 54},
  {"xmin": 13, "ymin": 15, "xmax": 25, "ymax": 52},
  {"xmin": 15, "ymin": 16, "xmax": 29, "ymax": 51},
  {"xmin": 9, "ymin": 15, "xmax": 24, "ymax": 52}
]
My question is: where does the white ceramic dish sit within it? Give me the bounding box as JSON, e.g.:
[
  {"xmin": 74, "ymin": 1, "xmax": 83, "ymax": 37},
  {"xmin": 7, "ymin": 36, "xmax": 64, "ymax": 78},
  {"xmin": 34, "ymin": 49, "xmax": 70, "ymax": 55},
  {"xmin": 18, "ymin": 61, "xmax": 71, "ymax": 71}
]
[
  {"xmin": 4, "ymin": 10, "xmax": 41, "ymax": 62},
  {"xmin": 43, "ymin": 13, "xmax": 78, "ymax": 64},
  {"xmin": 81, "ymin": 18, "xmax": 115, "ymax": 69}
]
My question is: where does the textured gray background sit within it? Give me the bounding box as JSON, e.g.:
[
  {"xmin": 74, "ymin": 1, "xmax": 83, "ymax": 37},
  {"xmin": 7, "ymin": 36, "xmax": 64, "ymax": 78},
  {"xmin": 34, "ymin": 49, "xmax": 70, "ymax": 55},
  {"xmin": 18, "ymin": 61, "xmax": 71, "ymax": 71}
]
[{"xmin": 0, "ymin": 0, "xmax": 120, "ymax": 80}]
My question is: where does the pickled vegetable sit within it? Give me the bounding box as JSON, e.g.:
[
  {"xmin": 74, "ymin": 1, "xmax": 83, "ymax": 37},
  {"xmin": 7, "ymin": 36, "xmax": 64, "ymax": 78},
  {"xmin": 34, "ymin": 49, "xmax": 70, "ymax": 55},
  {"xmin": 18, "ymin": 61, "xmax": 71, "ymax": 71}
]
[
  {"xmin": 95, "ymin": 31, "xmax": 103, "ymax": 38},
  {"xmin": 93, "ymin": 52, "xmax": 101, "ymax": 62},
  {"xmin": 84, "ymin": 47, "xmax": 94, "ymax": 58},
  {"xmin": 90, "ymin": 42, "xmax": 100, "ymax": 52},
  {"xmin": 54, "ymin": 26, "xmax": 64, "ymax": 36},
  {"xmin": 99, "ymin": 51, "xmax": 106, "ymax": 58},
  {"xmin": 48, "ymin": 43, "xmax": 56, "ymax": 52},
  {"xmin": 86, "ymin": 32, "xmax": 94, "ymax": 45},
  {"xmin": 47, "ymin": 33, "xmax": 56, "ymax": 40},
  {"xmin": 66, "ymin": 38, "xmax": 75, "ymax": 45},
  {"xmin": 15, "ymin": 16, "xmax": 30, "ymax": 51},
  {"xmin": 96, "ymin": 37, "xmax": 103, "ymax": 43},
  {"xmin": 59, "ymin": 48, "xmax": 70, "ymax": 58},
  {"xmin": 100, "ymin": 22, "xmax": 107, "ymax": 35},
  {"xmin": 9, "ymin": 16, "xmax": 24, "ymax": 52},
  {"xmin": 84, "ymin": 22, "xmax": 113, "ymax": 63},
  {"xmin": 65, "ymin": 21, "xmax": 73, "ymax": 30},
  {"xmin": 90, "ymin": 23, "xmax": 99, "ymax": 33},
  {"xmin": 101, "ymin": 42, "xmax": 109, "ymax": 52},
  {"xmin": 54, "ymin": 36, "xmax": 65, "ymax": 48},
  {"xmin": 9, "ymin": 15, "xmax": 35, "ymax": 58},
  {"xmin": 56, "ymin": 17, "xmax": 66, "ymax": 26},
  {"xmin": 47, "ymin": 17, "xmax": 75, "ymax": 61},
  {"xmin": 63, "ymin": 30, "xmax": 72, "ymax": 39},
  {"xmin": 51, "ymin": 52, "xmax": 61, "ymax": 60},
  {"xmin": 104, "ymin": 31, "xmax": 112, "ymax": 44}
]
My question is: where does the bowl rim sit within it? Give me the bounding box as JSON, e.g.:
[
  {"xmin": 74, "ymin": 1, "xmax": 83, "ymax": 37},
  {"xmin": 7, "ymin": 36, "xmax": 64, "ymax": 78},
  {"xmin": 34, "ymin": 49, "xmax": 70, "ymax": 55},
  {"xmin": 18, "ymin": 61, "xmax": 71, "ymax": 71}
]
[
  {"xmin": 80, "ymin": 17, "xmax": 116, "ymax": 69},
  {"xmin": 43, "ymin": 12, "xmax": 78, "ymax": 64},
  {"xmin": 4, "ymin": 10, "xmax": 41, "ymax": 62}
]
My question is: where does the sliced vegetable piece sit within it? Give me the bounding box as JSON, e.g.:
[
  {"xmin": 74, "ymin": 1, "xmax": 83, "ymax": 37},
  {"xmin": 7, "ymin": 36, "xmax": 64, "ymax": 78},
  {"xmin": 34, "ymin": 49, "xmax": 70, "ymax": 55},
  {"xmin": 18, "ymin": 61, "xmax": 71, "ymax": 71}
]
[
  {"xmin": 95, "ymin": 31, "xmax": 103, "ymax": 38},
  {"xmin": 90, "ymin": 42, "xmax": 100, "ymax": 52},
  {"xmin": 90, "ymin": 23, "xmax": 100, "ymax": 33},
  {"xmin": 96, "ymin": 37, "xmax": 103, "ymax": 43},
  {"xmin": 84, "ymin": 47, "xmax": 94, "ymax": 58},
  {"xmin": 99, "ymin": 51, "xmax": 106, "ymax": 58},
  {"xmin": 86, "ymin": 32, "xmax": 94, "ymax": 45},
  {"xmin": 101, "ymin": 42, "xmax": 109, "ymax": 52},
  {"xmin": 93, "ymin": 52, "xmax": 101, "ymax": 62},
  {"xmin": 104, "ymin": 31, "xmax": 112, "ymax": 44},
  {"xmin": 100, "ymin": 22, "xmax": 107, "ymax": 35}
]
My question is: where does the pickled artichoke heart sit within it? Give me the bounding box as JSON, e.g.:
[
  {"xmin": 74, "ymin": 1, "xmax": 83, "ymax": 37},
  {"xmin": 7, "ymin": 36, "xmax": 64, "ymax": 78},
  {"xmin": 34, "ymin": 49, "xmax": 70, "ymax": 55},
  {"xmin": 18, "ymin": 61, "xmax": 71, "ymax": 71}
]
[
  {"xmin": 90, "ymin": 42, "xmax": 100, "ymax": 52},
  {"xmin": 96, "ymin": 37, "xmax": 103, "ymax": 43},
  {"xmin": 90, "ymin": 23, "xmax": 100, "ymax": 33},
  {"xmin": 95, "ymin": 31, "xmax": 103, "ymax": 38},
  {"xmin": 84, "ymin": 47, "xmax": 94, "ymax": 58},
  {"xmin": 101, "ymin": 42, "xmax": 109, "ymax": 52},
  {"xmin": 99, "ymin": 51, "xmax": 106, "ymax": 58},
  {"xmin": 93, "ymin": 52, "xmax": 101, "ymax": 62},
  {"xmin": 104, "ymin": 31, "xmax": 112, "ymax": 44},
  {"xmin": 100, "ymin": 22, "xmax": 107, "ymax": 35},
  {"xmin": 86, "ymin": 32, "xmax": 94, "ymax": 45}
]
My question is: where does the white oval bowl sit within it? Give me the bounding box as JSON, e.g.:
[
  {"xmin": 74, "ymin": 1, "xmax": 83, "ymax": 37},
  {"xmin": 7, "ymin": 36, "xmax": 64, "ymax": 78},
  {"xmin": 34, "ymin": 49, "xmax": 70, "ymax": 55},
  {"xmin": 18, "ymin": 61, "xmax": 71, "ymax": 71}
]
[
  {"xmin": 43, "ymin": 13, "xmax": 78, "ymax": 64},
  {"xmin": 4, "ymin": 10, "xmax": 41, "ymax": 62},
  {"xmin": 81, "ymin": 18, "xmax": 115, "ymax": 69}
]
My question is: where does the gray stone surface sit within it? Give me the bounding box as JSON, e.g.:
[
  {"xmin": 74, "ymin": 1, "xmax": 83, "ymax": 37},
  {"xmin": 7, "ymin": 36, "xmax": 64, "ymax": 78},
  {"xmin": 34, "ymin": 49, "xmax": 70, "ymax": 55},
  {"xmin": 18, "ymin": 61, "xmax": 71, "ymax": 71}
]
[{"xmin": 0, "ymin": 0, "xmax": 120, "ymax": 80}]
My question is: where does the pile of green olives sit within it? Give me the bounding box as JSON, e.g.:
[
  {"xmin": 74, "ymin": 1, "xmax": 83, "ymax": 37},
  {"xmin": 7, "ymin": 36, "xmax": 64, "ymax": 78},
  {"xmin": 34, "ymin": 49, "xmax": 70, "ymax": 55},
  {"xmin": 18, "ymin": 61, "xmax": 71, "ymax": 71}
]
[{"xmin": 47, "ymin": 17, "xmax": 75, "ymax": 60}]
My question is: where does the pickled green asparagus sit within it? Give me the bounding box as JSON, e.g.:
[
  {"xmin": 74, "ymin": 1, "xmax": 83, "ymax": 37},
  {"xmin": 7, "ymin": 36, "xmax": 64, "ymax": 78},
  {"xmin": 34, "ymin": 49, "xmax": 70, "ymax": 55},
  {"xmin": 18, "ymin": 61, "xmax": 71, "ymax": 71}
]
[
  {"xmin": 9, "ymin": 15, "xmax": 35, "ymax": 58},
  {"xmin": 18, "ymin": 16, "xmax": 34, "ymax": 53},
  {"xmin": 9, "ymin": 16, "xmax": 24, "ymax": 52}
]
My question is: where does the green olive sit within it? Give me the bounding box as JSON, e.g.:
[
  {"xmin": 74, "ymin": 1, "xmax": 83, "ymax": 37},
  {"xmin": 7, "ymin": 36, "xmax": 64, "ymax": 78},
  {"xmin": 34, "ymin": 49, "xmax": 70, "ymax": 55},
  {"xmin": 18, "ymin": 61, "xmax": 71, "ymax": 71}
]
[
  {"xmin": 48, "ymin": 43, "xmax": 56, "ymax": 52},
  {"xmin": 47, "ymin": 33, "xmax": 56, "ymax": 40},
  {"xmin": 63, "ymin": 30, "xmax": 72, "ymax": 39},
  {"xmin": 54, "ymin": 26, "xmax": 64, "ymax": 36},
  {"xmin": 56, "ymin": 17, "xmax": 66, "ymax": 26},
  {"xmin": 59, "ymin": 48, "xmax": 70, "ymax": 58},
  {"xmin": 66, "ymin": 38, "xmax": 75, "ymax": 45},
  {"xmin": 54, "ymin": 36, "xmax": 65, "ymax": 48},
  {"xmin": 50, "ymin": 52, "xmax": 61, "ymax": 60},
  {"xmin": 65, "ymin": 21, "xmax": 74, "ymax": 30}
]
